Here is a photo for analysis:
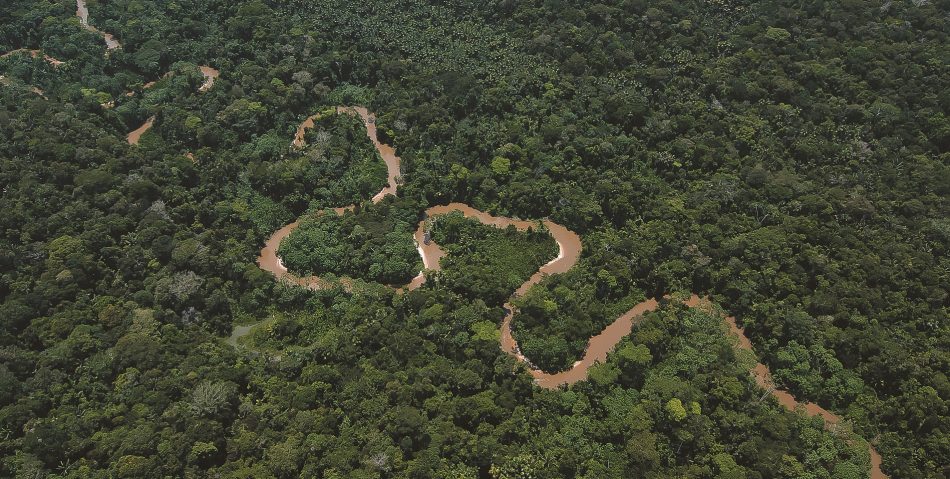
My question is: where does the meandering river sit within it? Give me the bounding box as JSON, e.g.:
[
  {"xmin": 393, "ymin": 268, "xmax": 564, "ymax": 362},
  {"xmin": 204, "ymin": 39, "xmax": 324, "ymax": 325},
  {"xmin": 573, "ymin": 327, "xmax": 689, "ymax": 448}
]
[
  {"xmin": 258, "ymin": 107, "xmax": 405, "ymax": 288},
  {"xmin": 15, "ymin": 6, "xmax": 886, "ymax": 471},
  {"xmin": 76, "ymin": 0, "xmax": 120, "ymax": 50},
  {"xmin": 253, "ymin": 106, "xmax": 887, "ymax": 478},
  {"xmin": 75, "ymin": 0, "xmax": 218, "ymax": 144},
  {"xmin": 291, "ymin": 107, "xmax": 399, "ymax": 202},
  {"xmin": 1, "ymin": 49, "xmax": 64, "ymax": 66},
  {"xmin": 1, "ymin": 12, "xmax": 888, "ymax": 469},
  {"xmin": 125, "ymin": 67, "xmax": 218, "ymax": 144}
]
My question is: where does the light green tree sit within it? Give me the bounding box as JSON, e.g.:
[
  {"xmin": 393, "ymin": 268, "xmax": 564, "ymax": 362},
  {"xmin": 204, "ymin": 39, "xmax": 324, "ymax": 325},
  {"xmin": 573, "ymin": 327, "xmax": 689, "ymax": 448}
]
[{"xmin": 666, "ymin": 398, "xmax": 687, "ymax": 422}]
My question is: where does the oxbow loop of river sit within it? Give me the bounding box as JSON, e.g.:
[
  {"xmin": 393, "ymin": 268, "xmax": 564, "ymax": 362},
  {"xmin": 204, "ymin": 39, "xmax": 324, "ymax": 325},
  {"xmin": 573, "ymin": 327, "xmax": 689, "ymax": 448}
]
[
  {"xmin": 0, "ymin": 6, "xmax": 889, "ymax": 472},
  {"xmin": 252, "ymin": 106, "xmax": 888, "ymax": 478}
]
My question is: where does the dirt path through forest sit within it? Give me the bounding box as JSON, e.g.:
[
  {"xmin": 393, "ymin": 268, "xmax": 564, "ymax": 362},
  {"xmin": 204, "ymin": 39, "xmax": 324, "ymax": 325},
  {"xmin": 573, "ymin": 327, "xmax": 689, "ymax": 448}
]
[{"xmin": 254, "ymin": 107, "xmax": 886, "ymax": 478}]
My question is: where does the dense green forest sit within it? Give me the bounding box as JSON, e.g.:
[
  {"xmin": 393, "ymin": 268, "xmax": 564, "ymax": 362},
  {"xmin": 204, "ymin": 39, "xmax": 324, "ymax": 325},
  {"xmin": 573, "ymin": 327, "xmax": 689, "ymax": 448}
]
[
  {"xmin": 1, "ymin": 0, "xmax": 947, "ymax": 478},
  {"xmin": 279, "ymin": 200, "xmax": 420, "ymax": 285},
  {"xmin": 513, "ymin": 262, "xmax": 649, "ymax": 373},
  {"xmin": 256, "ymin": 109, "xmax": 388, "ymax": 214},
  {"xmin": 429, "ymin": 211, "xmax": 558, "ymax": 305}
]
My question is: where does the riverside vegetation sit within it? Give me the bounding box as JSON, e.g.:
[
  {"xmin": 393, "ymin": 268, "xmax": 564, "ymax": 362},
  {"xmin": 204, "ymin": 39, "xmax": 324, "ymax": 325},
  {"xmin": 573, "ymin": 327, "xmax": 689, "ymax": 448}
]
[{"xmin": 0, "ymin": 0, "xmax": 947, "ymax": 478}]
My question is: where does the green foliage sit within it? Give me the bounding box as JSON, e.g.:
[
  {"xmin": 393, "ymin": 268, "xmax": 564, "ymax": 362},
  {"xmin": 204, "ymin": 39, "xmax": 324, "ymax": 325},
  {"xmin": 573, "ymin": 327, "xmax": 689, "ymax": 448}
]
[
  {"xmin": 326, "ymin": 84, "xmax": 372, "ymax": 106},
  {"xmin": 0, "ymin": 0, "xmax": 946, "ymax": 477},
  {"xmin": 665, "ymin": 398, "xmax": 687, "ymax": 422},
  {"xmin": 490, "ymin": 156, "xmax": 511, "ymax": 176},
  {"xmin": 765, "ymin": 27, "xmax": 791, "ymax": 42},
  {"xmin": 430, "ymin": 211, "xmax": 557, "ymax": 305},
  {"xmin": 490, "ymin": 453, "xmax": 543, "ymax": 479},
  {"xmin": 248, "ymin": 110, "xmax": 387, "ymax": 214},
  {"xmin": 218, "ymin": 99, "xmax": 267, "ymax": 135},
  {"xmin": 188, "ymin": 381, "xmax": 235, "ymax": 418},
  {"xmin": 512, "ymin": 261, "xmax": 647, "ymax": 372},
  {"xmin": 233, "ymin": 186, "xmax": 294, "ymax": 236},
  {"xmin": 279, "ymin": 201, "xmax": 420, "ymax": 285},
  {"xmin": 471, "ymin": 320, "xmax": 499, "ymax": 342},
  {"xmin": 113, "ymin": 455, "xmax": 151, "ymax": 478}
]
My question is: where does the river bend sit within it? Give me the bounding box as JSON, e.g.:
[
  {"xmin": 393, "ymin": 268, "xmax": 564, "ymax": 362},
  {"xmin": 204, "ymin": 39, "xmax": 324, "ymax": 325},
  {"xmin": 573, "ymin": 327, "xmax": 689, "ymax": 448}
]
[{"xmin": 253, "ymin": 106, "xmax": 887, "ymax": 478}]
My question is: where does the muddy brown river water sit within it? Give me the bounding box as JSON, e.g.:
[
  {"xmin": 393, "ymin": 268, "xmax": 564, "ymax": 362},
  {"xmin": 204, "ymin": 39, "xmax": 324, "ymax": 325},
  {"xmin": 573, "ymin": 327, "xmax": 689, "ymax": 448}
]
[
  {"xmin": 18, "ymin": 8, "xmax": 882, "ymax": 473},
  {"xmin": 256, "ymin": 107, "xmax": 887, "ymax": 478},
  {"xmin": 199, "ymin": 66, "xmax": 219, "ymax": 92},
  {"xmin": 124, "ymin": 66, "xmax": 218, "ymax": 143},
  {"xmin": 292, "ymin": 107, "xmax": 399, "ymax": 203},
  {"xmin": 76, "ymin": 0, "xmax": 120, "ymax": 50},
  {"xmin": 259, "ymin": 107, "xmax": 403, "ymax": 289},
  {"xmin": 126, "ymin": 116, "xmax": 154, "ymax": 145},
  {"xmin": 1, "ymin": 49, "xmax": 64, "ymax": 66}
]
